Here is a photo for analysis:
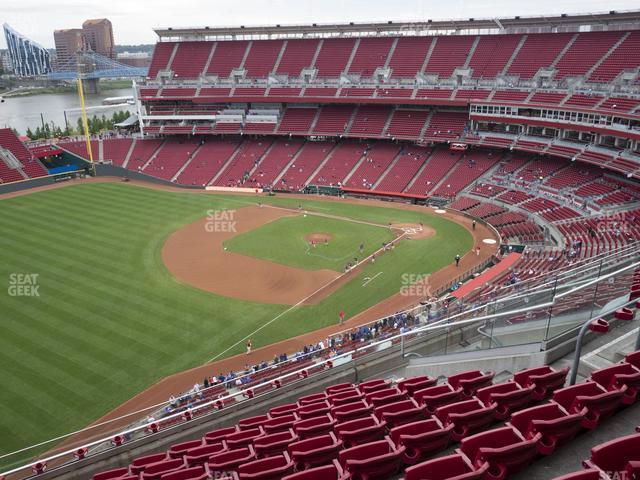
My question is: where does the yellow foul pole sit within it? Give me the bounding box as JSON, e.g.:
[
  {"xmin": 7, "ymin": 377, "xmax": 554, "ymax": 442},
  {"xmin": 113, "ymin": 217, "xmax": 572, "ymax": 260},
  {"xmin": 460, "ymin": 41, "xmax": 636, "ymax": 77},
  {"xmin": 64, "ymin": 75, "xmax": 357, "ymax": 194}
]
[{"xmin": 76, "ymin": 77, "xmax": 95, "ymax": 173}]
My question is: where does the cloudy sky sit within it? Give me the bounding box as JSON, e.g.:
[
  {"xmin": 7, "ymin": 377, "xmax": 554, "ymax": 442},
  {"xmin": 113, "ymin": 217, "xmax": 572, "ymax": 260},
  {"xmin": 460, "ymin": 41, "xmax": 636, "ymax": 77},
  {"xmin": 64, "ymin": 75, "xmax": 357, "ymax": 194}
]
[{"xmin": 2, "ymin": 0, "xmax": 639, "ymax": 48}]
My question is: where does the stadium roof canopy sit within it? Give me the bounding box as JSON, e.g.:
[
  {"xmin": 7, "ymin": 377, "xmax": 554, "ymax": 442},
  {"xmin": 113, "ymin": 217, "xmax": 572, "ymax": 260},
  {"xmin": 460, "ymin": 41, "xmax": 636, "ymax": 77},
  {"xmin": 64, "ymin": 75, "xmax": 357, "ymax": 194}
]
[{"xmin": 154, "ymin": 9, "xmax": 640, "ymax": 41}]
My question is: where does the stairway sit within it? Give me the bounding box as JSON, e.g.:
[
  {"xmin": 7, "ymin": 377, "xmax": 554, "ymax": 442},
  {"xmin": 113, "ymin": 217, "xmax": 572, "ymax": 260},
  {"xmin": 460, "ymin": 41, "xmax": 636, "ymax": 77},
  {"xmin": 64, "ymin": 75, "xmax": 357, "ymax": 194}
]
[
  {"xmin": 500, "ymin": 34, "xmax": 528, "ymax": 76},
  {"xmin": 121, "ymin": 138, "xmax": 137, "ymax": 169}
]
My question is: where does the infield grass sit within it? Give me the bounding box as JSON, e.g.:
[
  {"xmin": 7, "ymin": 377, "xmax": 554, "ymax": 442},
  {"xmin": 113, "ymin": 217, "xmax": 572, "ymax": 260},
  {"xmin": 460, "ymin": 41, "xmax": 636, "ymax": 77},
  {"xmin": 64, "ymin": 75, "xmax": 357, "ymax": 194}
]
[{"xmin": 0, "ymin": 182, "xmax": 472, "ymax": 467}]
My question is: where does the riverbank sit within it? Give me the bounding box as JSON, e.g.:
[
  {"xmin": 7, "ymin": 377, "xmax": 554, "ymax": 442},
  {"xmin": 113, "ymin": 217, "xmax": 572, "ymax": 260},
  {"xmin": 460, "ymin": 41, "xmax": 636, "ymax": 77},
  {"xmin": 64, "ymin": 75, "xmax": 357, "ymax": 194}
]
[{"xmin": 2, "ymin": 80, "xmax": 133, "ymax": 98}]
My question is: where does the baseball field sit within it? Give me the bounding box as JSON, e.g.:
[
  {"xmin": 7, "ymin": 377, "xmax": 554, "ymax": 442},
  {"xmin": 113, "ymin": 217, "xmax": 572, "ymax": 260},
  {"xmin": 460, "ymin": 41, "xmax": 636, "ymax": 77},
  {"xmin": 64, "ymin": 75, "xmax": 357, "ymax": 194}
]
[{"xmin": 0, "ymin": 180, "xmax": 477, "ymax": 466}]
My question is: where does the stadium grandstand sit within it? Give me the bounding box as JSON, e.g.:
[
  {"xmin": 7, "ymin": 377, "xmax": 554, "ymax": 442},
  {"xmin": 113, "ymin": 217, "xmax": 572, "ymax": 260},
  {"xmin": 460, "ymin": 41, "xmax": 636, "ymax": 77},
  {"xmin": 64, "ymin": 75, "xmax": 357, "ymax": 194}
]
[{"xmin": 1, "ymin": 8, "xmax": 640, "ymax": 480}]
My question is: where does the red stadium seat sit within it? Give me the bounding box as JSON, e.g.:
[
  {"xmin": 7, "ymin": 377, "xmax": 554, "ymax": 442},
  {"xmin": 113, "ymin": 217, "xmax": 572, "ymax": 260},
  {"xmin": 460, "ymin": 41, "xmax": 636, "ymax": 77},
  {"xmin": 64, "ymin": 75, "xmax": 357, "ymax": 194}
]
[
  {"xmin": 297, "ymin": 392, "xmax": 327, "ymax": 407},
  {"xmin": 281, "ymin": 460, "xmax": 344, "ymax": 480},
  {"xmin": 583, "ymin": 433, "xmax": 640, "ymax": 477},
  {"xmin": 591, "ymin": 363, "xmax": 640, "ymax": 405},
  {"xmin": 435, "ymin": 398, "xmax": 496, "ymax": 441},
  {"xmin": 413, "ymin": 383, "xmax": 465, "ymax": 415},
  {"xmin": 552, "ymin": 381, "xmax": 625, "ymax": 429},
  {"xmin": 141, "ymin": 459, "xmax": 185, "ymax": 480},
  {"xmin": 168, "ymin": 439, "xmax": 203, "ymax": 459},
  {"xmin": 184, "ymin": 442, "xmax": 226, "ymax": 467},
  {"xmin": 373, "ymin": 398, "xmax": 426, "ymax": 428},
  {"xmin": 397, "ymin": 376, "xmax": 437, "ymax": 396},
  {"xmin": 204, "ymin": 426, "xmax": 238, "ymax": 444},
  {"xmin": 513, "ymin": 366, "xmax": 569, "ymax": 401},
  {"xmin": 357, "ymin": 379, "xmax": 391, "ymax": 394},
  {"xmin": 389, "ymin": 418, "xmax": 453, "ymax": 464},
  {"xmin": 328, "ymin": 388, "xmax": 361, "ymax": 406},
  {"xmin": 297, "ymin": 400, "xmax": 331, "ymax": 419},
  {"xmin": 338, "ymin": 437, "xmax": 405, "ymax": 480},
  {"xmin": 237, "ymin": 452, "xmax": 294, "ymax": 480},
  {"xmin": 404, "ymin": 453, "xmax": 489, "ymax": 480},
  {"xmin": 253, "ymin": 429, "xmax": 298, "ymax": 458},
  {"xmin": 365, "ymin": 387, "xmax": 408, "ymax": 408},
  {"xmin": 626, "ymin": 351, "xmax": 640, "ymax": 370},
  {"xmin": 476, "ymin": 382, "xmax": 535, "ymax": 420},
  {"xmin": 447, "ymin": 370, "xmax": 495, "ymax": 397},
  {"xmin": 159, "ymin": 466, "xmax": 208, "ymax": 480},
  {"xmin": 208, "ymin": 446, "xmax": 256, "ymax": 475},
  {"xmin": 458, "ymin": 426, "xmax": 540, "ymax": 480},
  {"xmin": 292, "ymin": 413, "xmax": 337, "ymax": 440},
  {"xmin": 263, "ymin": 414, "xmax": 298, "ymax": 433},
  {"xmin": 130, "ymin": 453, "xmax": 169, "ymax": 474},
  {"xmin": 508, "ymin": 402, "xmax": 586, "ymax": 455},
  {"xmin": 239, "ymin": 415, "xmax": 269, "ymax": 430},
  {"xmin": 224, "ymin": 427, "xmax": 265, "ymax": 449},
  {"xmin": 326, "ymin": 383, "xmax": 353, "ymax": 395},
  {"xmin": 334, "ymin": 414, "xmax": 386, "ymax": 447},
  {"xmin": 331, "ymin": 400, "xmax": 373, "ymax": 423},
  {"xmin": 288, "ymin": 432, "xmax": 342, "ymax": 470},
  {"xmin": 269, "ymin": 403, "xmax": 298, "ymax": 417}
]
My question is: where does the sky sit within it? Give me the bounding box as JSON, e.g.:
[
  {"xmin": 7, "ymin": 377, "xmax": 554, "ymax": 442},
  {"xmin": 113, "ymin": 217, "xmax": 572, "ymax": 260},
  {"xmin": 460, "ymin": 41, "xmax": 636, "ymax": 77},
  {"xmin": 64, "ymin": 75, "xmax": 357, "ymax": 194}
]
[{"xmin": 2, "ymin": 0, "xmax": 639, "ymax": 49}]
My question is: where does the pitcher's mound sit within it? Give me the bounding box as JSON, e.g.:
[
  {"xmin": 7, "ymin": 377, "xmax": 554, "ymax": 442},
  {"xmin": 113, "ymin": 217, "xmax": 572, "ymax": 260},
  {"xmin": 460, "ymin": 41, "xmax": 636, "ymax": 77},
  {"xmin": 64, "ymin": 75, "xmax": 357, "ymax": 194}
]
[{"xmin": 305, "ymin": 233, "xmax": 333, "ymax": 243}]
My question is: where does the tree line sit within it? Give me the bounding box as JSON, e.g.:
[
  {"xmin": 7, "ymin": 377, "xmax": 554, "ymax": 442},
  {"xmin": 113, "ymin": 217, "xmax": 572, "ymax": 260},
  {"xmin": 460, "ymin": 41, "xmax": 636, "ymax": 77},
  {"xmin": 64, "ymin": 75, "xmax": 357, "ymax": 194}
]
[{"xmin": 26, "ymin": 110, "xmax": 131, "ymax": 140}]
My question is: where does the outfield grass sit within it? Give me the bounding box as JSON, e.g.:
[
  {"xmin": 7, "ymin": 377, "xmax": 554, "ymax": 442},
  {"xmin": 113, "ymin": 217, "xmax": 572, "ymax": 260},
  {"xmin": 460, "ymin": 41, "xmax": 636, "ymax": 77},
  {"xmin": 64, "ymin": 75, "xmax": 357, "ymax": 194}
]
[
  {"xmin": 224, "ymin": 214, "xmax": 395, "ymax": 271},
  {"xmin": 0, "ymin": 183, "xmax": 472, "ymax": 466}
]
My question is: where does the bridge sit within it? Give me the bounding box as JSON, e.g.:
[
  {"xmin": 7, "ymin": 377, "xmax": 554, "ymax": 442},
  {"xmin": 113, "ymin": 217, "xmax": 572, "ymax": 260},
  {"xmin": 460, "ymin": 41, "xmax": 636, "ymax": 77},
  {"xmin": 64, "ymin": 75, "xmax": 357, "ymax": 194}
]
[{"xmin": 47, "ymin": 51, "xmax": 148, "ymax": 88}]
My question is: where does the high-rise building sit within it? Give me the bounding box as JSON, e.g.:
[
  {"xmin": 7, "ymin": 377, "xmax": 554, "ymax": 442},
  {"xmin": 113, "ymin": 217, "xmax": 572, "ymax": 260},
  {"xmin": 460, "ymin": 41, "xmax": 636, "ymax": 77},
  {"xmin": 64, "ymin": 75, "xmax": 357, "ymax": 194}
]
[
  {"xmin": 82, "ymin": 19, "xmax": 115, "ymax": 60},
  {"xmin": 53, "ymin": 28, "xmax": 86, "ymax": 70},
  {"xmin": 3, "ymin": 23, "xmax": 52, "ymax": 76}
]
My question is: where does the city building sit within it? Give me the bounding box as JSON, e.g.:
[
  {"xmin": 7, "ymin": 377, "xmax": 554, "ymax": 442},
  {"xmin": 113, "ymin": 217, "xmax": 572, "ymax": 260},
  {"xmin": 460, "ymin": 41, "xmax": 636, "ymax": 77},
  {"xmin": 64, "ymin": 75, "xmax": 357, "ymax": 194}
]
[
  {"xmin": 53, "ymin": 28, "xmax": 86, "ymax": 70},
  {"xmin": 3, "ymin": 23, "xmax": 51, "ymax": 76},
  {"xmin": 82, "ymin": 19, "xmax": 115, "ymax": 60},
  {"xmin": 116, "ymin": 52, "xmax": 151, "ymax": 68}
]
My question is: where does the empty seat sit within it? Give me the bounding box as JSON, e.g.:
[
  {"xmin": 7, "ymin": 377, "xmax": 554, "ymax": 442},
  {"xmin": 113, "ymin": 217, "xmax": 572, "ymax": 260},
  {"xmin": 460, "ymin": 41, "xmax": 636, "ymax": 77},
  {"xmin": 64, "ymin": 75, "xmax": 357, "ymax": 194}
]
[
  {"xmin": 339, "ymin": 437, "xmax": 405, "ymax": 480},
  {"xmin": 239, "ymin": 415, "xmax": 269, "ymax": 430},
  {"xmin": 435, "ymin": 399, "xmax": 496, "ymax": 441},
  {"xmin": 374, "ymin": 398, "xmax": 426, "ymax": 428},
  {"xmin": 141, "ymin": 459, "xmax": 185, "ymax": 480},
  {"xmin": 509, "ymin": 402, "xmax": 585, "ymax": 456},
  {"xmin": 626, "ymin": 350, "xmax": 640, "ymax": 370},
  {"xmin": 281, "ymin": 460, "xmax": 344, "ymax": 480},
  {"xmin": 263, "ymin": 414, "xmax": 298, "ymax": 434},
  {"xmin": 208, "ymin": 446, "xmax": 256, "ymax": 475},
  {"xmin": 458, "ymin": 426, "xmax": 539, "ymax": 480},
  {"xmin": 224, "ymin": 427, "xmax": 265, "ymax": 449},
  {"xmin": 397, "ymin": 376, "xmax": 437, "ymax": 396},
  {"xmin": 326, "ymin": 383, "xmax": 353, "ymax": 395},
  {"xmin": 159, "ymin": 466, "xmax": 208, "ymax": 480},
  {"xmin": 389, "ymin": 418, "xmax": 453, "ymax": 465},
  {"xmin": 204, "ymin": 426, "xmax": 238, "ymax": 444},
  {"xmin": 297, "ymin": 392, "xmax": 327, "ymax": 407},
  {"xmin": 331, "ymin": 400, "xmax": 373, "ymax": 423},
  {"xmin": 334, "ymin": 414, "xmax": 386, "ymax": 447},
  {"xmin": 365, "ymin": 387, "xmax": 408, "ymax": 408},
  {"xmin": 413, "ymin": 384, "xmax": 465, "ymax": 415},
  {"xmin": 288, "ymin": 432, "xmax": 342, "ymax": 470},
  {"xmin": 269, "ymin": 403, "xmax": 298, "ymax": 417},
  {"xmin": 552, "ymin": 381, "xmax": 625, "ymax": 429},
  {"xmin": 328, "ymin": 388, "xmax": 361, "ymax": 406},
  {"xmin": 404, "ymin": 453, "xmax": 489, "ymax": 480},
  {"xmin": 358, "ymin": 379, "xmax": 391, "ymax": 394},
  {"xmin": 513, "ymin": 366, "xmax": 569, "ymax": 401},
  {"xmin": 293, "ymin": 413, "xmax": 337, "ymax": 440},
  {"xmin": 476, "ymin": 382, "xmax": 535, "ymax": 420},
  {"xmin": 184, "ymin": 442, "xmax": 226, "ymax": 467},
  {"xmin": 130, "ymin": 453, "xmax": 169, "ymax": 474},
  {"xmin": 237, "ymin": 452, "xmax": 294, "ymax": 480},
  {"xmin": 447, "ymin": 370, "xmax": 495, "ymax": 397},
  {"xmin": 297, "ymin": 400, "xmax": 331, "ymax": 419},
  {"xmin": 168, "ymin": 439, "xmax": 203, "ymax": 459},
  {"xmin": 253, "ymin": 429, "xmax": 298, "ymax": 458},
  {"xmin": 591, "ymin": 363, "xmax": 640, "ymax": 405},
  {"xmin": 583, "ymin": 433, "xmax": 640, "ymax": 478}
]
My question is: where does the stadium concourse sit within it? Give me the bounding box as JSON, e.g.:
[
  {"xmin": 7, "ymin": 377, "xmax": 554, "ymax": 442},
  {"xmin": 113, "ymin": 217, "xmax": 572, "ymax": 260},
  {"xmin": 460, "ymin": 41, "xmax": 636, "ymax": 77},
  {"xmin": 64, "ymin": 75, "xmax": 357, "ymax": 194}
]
[{"xmin": 1, "ymin": 9, "xmax": 640, "ymax": 480}]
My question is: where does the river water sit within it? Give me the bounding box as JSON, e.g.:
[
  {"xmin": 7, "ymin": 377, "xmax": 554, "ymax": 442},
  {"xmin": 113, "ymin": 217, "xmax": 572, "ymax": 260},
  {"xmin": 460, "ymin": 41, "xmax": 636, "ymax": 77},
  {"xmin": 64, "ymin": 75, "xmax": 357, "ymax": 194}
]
[{"xmin": 0, "ymin": 88, "xmax": 136, "ymax": 136}]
